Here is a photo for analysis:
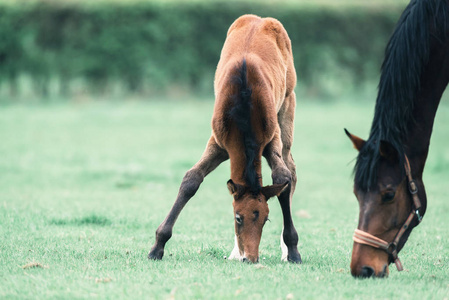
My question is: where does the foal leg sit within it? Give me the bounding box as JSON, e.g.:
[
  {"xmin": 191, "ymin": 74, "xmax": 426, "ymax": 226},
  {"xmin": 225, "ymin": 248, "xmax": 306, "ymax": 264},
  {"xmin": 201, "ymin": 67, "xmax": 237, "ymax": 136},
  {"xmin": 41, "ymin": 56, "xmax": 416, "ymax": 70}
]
[
  {"xmin": 264, "ymin": 93, "xmax": 301, "ymax": 263},
  {"xmin": 279, "ymin": 92, "xmax": 301, "ymax": 263},
  {"xmin": 148, "ymin": 137, "xmax": 228, "ymax": 260},
  {"xmin": 264, "ymin": 134, "xmax": 301, "ymax": 263}
]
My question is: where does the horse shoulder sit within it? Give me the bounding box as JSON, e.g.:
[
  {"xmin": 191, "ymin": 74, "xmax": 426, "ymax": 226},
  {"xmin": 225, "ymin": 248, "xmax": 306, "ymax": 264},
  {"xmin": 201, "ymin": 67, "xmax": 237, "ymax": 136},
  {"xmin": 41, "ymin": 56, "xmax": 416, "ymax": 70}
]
[
  {"xmin": 226, "ymin": 14, "xmax": 261, "ymax": 37},
  {"xmin": 260, "ymin": 18, "xmax": 293, "ymax": 57}
]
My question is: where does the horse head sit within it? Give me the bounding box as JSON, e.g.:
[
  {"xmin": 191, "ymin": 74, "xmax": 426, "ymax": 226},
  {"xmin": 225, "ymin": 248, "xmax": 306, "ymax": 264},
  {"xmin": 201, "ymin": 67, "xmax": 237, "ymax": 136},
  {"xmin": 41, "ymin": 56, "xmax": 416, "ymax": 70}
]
[
  {"xmin": 345, "ymin": 130, "xmax": 426, "ymax": 278},
  {"xmin": 227, "ymin": 180, "xmax": 288, "ymax": 263}
]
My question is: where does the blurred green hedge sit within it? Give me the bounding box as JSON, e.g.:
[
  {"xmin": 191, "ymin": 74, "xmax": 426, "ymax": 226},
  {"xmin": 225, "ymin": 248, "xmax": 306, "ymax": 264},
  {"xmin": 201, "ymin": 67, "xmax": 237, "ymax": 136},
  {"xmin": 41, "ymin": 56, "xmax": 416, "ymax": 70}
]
[{"xmin": 0, "ymin": 1, "xmax": 404, "ymax": 100}]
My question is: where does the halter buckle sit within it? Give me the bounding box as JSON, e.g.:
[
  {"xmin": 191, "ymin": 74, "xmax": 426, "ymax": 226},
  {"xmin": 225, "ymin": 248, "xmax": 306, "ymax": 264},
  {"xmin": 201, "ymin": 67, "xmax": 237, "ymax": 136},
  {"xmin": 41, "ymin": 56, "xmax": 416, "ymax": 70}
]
[
  {"xmin": 387, "ymin": 242, "xmax": 397, "ymax": 255},
  {"xmin": 408, "ymin": 180, "xmax": 418, "ymax": 194},
  {"xmin": 415, "ymin": 209, "xmax": 423, "ymax": 222}
]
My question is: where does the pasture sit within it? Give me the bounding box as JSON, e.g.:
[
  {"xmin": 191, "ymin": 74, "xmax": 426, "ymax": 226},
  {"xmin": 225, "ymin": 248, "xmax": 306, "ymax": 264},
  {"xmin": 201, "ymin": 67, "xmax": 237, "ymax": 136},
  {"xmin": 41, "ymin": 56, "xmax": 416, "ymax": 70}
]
[{"xmin": 1, "ymin": 98, "xmax": 448, "ymax": 299}]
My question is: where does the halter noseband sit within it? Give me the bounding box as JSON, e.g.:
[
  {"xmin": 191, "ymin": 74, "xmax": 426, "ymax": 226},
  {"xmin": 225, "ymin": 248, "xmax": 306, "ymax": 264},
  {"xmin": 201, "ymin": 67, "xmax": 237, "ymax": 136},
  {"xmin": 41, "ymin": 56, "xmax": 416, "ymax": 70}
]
[{"xmin": 352, "ymin": 155, "xmax": 423, "ymax": 271}]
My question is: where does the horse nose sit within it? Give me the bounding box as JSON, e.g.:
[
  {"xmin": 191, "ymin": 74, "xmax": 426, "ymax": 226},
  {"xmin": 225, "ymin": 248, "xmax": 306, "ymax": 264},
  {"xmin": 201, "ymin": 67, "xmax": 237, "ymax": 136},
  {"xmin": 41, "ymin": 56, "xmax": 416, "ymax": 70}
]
[
  {"xmin": 360, "ymin": 266, "xmax": 375, "ymax": 278},
  {"xmin": 378, "ymin": 264, "xmax": 388, "ymax": 278},
  {"xmin": 242, "ymin": 257, "xmax": 259, "ymax": 263}
]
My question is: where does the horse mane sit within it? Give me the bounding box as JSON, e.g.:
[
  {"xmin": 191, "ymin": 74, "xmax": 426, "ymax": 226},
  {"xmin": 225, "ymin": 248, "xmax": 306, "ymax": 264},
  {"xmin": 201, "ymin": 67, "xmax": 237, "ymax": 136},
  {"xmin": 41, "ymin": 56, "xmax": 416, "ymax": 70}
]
[
  {"xmin": 229, "ymin": 59, "xmax": 261, "ymax": 195},
  {"xmin": 355, "ymin": 0, "xmax": 449, "ymax": 191}
]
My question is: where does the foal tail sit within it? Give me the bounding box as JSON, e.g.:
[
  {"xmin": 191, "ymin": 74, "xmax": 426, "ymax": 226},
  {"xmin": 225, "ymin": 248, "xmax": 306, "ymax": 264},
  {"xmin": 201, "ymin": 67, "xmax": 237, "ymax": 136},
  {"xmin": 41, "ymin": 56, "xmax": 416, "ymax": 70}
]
[{"xmin": 229, "ymin": 59, "xmax": 260, "ymax": 195}]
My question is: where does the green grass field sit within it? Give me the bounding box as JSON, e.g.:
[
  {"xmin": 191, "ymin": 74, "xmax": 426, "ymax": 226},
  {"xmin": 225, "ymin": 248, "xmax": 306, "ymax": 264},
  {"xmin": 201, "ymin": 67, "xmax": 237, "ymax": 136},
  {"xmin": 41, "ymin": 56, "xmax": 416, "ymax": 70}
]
[{"xmin": 1, "ymin": 98, "xmax": 448, "ymax": 299}]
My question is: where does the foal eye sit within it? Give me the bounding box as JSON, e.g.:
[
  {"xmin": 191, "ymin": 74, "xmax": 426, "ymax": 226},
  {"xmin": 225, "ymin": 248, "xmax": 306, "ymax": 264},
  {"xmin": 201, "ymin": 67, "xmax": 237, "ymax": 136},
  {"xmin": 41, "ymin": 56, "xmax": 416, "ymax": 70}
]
[
  {"xmin": 253, "ymin": 210, "xmax": 259, "ymax": 220},
  {"xmin": 235, "ymin": 214, "xmax": 243, "ymax": 225},
  {"xmin": 382, "ymin": 191, "xmax": 396, "ymax": 202}
]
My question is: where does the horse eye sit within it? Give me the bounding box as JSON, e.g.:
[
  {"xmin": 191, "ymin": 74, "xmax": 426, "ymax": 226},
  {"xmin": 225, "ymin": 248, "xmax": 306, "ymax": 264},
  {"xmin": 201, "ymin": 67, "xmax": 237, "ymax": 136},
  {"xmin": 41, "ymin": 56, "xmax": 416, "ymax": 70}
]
[
  {"xmin": 382, "ymin": 191, "xmax": 396, "ymax": 202},
  {"xmin": 235, "ymin": 214, "xmax": 243, "ymax": 225},
  {"xmin": 253, "ymin": 210, "xmax": 259, "ymax": 220}
]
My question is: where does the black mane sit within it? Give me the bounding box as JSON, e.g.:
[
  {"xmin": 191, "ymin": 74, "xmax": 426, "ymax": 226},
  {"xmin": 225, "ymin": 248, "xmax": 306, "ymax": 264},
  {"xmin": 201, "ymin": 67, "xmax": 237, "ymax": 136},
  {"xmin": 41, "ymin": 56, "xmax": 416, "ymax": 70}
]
[
  {"xmin": 229, "ymin": 59, "xmax": 261, "ymax": 195},
  {"xmin": 355, "ymin": 0, "xmax": 449, "ymax": 191}
]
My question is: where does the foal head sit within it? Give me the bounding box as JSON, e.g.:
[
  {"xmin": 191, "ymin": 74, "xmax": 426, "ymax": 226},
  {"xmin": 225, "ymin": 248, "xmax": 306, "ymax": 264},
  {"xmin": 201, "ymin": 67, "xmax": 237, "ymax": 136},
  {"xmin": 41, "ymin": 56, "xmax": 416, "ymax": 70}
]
[
  {"xmin": 227, "ymin": 180, "xmax": 288, "ymax": 263},
  {"xmin": 345, "ymin": 130, "xmax": 425, "ymax": 278}
]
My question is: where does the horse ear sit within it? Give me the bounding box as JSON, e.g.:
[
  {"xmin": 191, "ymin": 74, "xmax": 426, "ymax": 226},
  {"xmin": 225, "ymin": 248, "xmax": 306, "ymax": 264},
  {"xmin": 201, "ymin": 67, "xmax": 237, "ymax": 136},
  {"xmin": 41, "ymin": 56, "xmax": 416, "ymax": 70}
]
[
  {"xmin": 227, "ymin": 179, "xmax": 245, "ymax": 199},
  {"xmin": 379, "ymin": 140, "xmax": 399, "ymax": 163},
  {"xmin": 261, "ymin": 182, "xmax": 289, "ymax": 200},
  {"xmin": 344, "ymin": 128, "xmax": 366, "ymax": 152}
]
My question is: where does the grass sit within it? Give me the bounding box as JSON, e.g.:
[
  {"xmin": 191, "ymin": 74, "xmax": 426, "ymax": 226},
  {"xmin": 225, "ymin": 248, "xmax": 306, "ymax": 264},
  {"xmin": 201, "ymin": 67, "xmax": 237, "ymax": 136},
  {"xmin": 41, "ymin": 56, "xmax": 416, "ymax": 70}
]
[{"xmin": 0, "ymin": 98, "xmax": 448, "ymax": 299}]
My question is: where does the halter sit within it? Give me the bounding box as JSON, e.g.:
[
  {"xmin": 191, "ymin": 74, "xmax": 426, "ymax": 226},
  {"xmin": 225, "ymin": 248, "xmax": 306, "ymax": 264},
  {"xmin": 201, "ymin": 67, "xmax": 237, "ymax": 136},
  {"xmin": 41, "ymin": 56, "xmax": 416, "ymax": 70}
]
[{"xmin": 352, "ymin": 155, "xmax": 423, "ymax": 271}]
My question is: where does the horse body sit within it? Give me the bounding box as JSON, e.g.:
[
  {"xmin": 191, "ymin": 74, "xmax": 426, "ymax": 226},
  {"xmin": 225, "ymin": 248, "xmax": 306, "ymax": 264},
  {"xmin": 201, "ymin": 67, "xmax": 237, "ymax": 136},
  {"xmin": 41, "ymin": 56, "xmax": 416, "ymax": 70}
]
[
  {"xmin": 346, "ymin": 0, "xmax": 449, "ymax": 278},
  {"xmin": 213, "ymin": 15, "xmax": 296, "ymax": 185},
  {"xmin": 149, "ymin": 15, "xmax": 301, "ymax": 263}
]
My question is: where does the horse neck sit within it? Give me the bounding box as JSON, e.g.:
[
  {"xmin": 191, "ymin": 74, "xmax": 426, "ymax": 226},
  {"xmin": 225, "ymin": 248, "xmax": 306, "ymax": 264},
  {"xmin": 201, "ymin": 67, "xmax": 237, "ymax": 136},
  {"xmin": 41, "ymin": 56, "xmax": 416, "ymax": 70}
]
[
  {"xmin": 404, "ymin": 39, "xmax": 449, "ymax": 177},
  {"xmin": 229, "ymin": 149, "xmax": 263, "ymax": 187}
]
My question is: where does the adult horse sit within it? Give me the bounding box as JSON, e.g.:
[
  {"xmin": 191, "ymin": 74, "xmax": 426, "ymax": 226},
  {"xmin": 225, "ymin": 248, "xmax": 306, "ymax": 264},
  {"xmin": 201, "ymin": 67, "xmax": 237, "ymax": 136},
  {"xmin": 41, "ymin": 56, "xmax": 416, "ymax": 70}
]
[
  {"xmin": 345, "ymin": 0, "xmax": 449, "ymax": 277},
  {"xmin": 148, "ymin": 14, "xmax": 301, "ymax": 263}
]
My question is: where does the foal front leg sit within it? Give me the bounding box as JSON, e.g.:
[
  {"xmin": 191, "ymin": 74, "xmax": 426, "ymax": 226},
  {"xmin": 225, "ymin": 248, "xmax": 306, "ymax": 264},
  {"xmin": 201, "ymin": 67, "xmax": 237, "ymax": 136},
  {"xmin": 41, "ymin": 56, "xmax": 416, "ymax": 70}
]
[
  {"xmin": 148, "ymin": 137, "xmax": 228, "ymax": 260},
  {"xmin": 263, "ymin": 130, "xmax": 301, "ymax": 263}
]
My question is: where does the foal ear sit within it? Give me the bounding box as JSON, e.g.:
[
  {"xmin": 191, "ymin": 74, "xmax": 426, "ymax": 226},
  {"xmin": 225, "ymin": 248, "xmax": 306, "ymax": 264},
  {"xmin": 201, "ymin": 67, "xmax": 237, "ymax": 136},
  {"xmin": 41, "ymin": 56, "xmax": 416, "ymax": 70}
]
[
  {"xmin": 261, "ymin": 182, "xmax": 289, "ymax": 200},
  {"xmin": 344, "ymin": 128, "xmax": 366, "ymax": 152},
  {"xmin": 227, "ymin": 179, "xmax": 246, "ymax": 199},
  {"xmin": 379, "ymin": 140, "xmax": 399, "ymax": 163}
]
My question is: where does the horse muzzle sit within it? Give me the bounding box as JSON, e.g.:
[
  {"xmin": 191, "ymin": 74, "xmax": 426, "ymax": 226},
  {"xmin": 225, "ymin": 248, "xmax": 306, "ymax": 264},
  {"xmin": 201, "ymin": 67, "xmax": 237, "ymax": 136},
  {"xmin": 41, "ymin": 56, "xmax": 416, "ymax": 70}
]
[{"xmin": 350, "ymin": 241, "xmax": 390, "ymax": 278}]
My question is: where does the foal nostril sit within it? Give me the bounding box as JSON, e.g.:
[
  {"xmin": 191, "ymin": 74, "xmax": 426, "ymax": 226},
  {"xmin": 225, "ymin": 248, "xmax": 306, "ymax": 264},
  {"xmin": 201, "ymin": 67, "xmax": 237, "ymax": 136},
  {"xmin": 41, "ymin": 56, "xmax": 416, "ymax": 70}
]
[
  {"xmin": 242, "ymin": 257, "xmax": 258, "ymax": 263},
  {"xmin": 360, "ymin": 266, "xmax": 375, "ymax": 278}
]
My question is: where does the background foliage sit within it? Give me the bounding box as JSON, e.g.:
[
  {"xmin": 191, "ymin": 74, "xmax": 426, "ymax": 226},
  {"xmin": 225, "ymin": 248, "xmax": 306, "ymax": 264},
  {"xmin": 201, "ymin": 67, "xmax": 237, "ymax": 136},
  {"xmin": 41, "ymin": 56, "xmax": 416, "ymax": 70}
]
[{"xmin": 0, "ymin": 0, "xmax": 408, "ymax": 100}]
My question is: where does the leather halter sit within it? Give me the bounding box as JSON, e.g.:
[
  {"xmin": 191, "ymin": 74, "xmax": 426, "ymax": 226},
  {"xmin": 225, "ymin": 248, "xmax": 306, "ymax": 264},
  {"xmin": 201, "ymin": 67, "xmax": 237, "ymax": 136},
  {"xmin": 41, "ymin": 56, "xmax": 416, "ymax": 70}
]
[{"xmin": 352, "ymin": 155, "xmax": 423, "ymax": 271}]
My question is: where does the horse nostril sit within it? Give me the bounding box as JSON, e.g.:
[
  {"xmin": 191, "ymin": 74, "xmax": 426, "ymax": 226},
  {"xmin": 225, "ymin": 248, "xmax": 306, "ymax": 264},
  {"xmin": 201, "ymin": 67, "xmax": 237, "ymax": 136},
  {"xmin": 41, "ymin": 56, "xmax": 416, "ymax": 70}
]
[
  {"xmin": 360, "ymin": 266, "xmax": 375, "ymax": 278},
  {"xmin": 242, "ymin": 257, "xmax": 258, "ymax": 263},
  {"xmin": 378, "ymin": 265, "xmax": 388, "ymax": 278}
]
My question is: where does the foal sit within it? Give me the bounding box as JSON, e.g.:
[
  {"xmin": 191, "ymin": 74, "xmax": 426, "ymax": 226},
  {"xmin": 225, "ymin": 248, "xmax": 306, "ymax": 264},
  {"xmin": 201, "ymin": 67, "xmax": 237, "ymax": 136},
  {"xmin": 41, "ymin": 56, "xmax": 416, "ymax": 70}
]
[{"xmin": 149, "ymin": 14, "xmax": 301, "ymax": 263}]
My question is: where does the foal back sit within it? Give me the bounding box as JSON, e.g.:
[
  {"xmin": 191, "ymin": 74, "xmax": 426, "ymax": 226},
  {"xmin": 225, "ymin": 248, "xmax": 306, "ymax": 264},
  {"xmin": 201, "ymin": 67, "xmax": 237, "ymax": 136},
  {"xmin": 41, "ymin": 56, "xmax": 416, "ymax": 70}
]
[
  {"xmin": 214, "ymin": 15, "xmax": 296, "ymax": 134},
  {"xmin": 213, "ymin": 15, "xmax": 296, "ymax": 153}
]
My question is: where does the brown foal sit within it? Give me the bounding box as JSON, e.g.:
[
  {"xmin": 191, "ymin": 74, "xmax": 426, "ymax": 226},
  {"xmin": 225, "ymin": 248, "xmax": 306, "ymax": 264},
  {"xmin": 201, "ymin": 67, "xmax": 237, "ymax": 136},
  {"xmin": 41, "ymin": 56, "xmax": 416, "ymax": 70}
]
[{"xmin": 149, "ymin": 14, "xmax": 301, "ymax": 263}]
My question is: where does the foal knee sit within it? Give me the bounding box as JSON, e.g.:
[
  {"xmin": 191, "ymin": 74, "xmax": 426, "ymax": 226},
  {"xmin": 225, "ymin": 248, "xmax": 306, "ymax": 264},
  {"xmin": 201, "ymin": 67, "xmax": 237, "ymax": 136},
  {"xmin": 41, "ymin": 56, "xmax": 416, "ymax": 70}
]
[
  {"xmin": 272, "ymin": 167, "xmax": 292, "ymax": 186},
  {"xmin": 179, "ymin": 169, "xmax": 204, "ymax": 199}
]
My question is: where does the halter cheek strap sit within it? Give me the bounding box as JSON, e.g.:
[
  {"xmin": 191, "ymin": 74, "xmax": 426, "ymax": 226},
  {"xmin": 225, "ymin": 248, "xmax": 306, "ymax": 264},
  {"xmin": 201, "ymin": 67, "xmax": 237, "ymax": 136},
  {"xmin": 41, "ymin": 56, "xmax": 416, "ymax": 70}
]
[{"xmin": 352, "ymin": 155, "xmax": 423, "ymax": 272}]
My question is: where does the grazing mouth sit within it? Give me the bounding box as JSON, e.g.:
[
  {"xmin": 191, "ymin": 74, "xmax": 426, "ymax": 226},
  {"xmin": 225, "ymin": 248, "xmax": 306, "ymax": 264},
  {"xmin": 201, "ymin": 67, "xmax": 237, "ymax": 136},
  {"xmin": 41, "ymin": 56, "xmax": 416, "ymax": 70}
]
[{"xmin": 354, "ymin": 264, "xmax": 389, "ymax": 278}]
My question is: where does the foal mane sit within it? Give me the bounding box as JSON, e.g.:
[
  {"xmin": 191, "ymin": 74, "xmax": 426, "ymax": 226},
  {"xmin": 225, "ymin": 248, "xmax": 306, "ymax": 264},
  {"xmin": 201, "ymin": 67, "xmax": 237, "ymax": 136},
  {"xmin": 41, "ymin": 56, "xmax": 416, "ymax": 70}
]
[
  {"xmin": 229, "ymin": 59, "xmax": 261, "ymax": 195},
  {"xmin": 355, "ymin": 0, "xmax": 449, "ymax": 191}
]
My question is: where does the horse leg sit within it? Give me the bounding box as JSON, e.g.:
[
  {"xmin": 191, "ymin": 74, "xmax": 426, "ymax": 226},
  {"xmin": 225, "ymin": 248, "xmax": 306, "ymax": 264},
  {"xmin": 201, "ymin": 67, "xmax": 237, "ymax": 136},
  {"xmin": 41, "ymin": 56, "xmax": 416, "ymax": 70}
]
[
  {"xmin": 264, "ymin": 135, "xmax": 301, "ymax": 263},
  {"xmin": 148, "ymin": 137, "xmax": 228, "ymax": 260},
  {"xmin": 264, "ymin": 92, "xmax": 301, "ymax": 263},
  {"xmin": 279, "ymin": 92, "xmax": 301, "ymax": 263}
]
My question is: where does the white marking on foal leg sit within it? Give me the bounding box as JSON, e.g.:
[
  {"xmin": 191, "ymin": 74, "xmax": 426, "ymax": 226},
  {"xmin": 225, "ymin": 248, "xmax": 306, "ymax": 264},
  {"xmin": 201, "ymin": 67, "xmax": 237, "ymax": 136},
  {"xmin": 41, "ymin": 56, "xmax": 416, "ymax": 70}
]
[
  {"xmin": 228, "ymin": 235, "xmax": 243, "ymax": 261},
  {"xmin": 280, "ymin": 228, "xmax": 288, "ymax": 262}
]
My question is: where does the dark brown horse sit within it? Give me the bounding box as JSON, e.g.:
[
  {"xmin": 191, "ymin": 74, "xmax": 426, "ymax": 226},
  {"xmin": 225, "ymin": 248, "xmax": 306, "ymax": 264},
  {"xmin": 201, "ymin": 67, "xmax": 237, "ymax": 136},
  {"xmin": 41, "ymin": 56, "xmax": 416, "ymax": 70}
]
[
  {"xmin": 346, "ymin": 0, "xmax": 449, "ymax": 277},
  {"xmin": 148, "ymin": 14, "xmax": 301, "ymax": 263}
]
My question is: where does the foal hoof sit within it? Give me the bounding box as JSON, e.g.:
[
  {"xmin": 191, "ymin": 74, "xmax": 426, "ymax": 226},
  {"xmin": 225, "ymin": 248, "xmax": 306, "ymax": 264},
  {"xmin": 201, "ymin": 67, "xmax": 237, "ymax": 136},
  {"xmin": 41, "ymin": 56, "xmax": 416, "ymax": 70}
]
[
  {"xmin": 288, "ymin": 251, "xmax": 302, "ymax": 264},
  {"xmin": 148, "ymin": 247, "xmax": 164, "ymax": 260}
]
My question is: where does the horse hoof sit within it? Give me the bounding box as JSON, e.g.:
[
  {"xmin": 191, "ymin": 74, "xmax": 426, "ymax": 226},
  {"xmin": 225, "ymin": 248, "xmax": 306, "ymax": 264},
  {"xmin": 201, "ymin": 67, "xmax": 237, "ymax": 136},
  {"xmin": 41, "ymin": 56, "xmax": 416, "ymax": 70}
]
[
  {"xmin": 148, "ymin": 248, "xmax": 164, "ymax": 260},
  {"xmin": 288, "ymin": 252, "xmax": 302, "ymax": 264}
]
